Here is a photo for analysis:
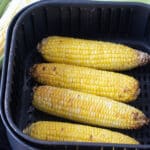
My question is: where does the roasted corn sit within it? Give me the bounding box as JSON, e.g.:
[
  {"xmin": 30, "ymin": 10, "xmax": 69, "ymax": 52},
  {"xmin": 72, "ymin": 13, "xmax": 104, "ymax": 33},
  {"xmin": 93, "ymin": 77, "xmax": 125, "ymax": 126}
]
[
  {"xmin": 23, "ymin": 121, "xmax": 139, "ymax": 144},
  {"xmin": 31, "ymin": 63, "xmax": 140, "ymax": 102},
  {"xmin": 38, "ymin": 36, "xmax": 150, "ymax": 71},
  {"xmin": 33, "ymin": 86, "xmax": 148, "ymax": 129}
]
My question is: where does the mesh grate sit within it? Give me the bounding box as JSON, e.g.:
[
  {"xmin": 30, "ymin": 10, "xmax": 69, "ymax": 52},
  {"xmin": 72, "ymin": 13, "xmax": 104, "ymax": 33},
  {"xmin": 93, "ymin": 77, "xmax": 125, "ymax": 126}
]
[{"xmin": 3, "ymin": 2, "xmax": 150, "ymax": 149}]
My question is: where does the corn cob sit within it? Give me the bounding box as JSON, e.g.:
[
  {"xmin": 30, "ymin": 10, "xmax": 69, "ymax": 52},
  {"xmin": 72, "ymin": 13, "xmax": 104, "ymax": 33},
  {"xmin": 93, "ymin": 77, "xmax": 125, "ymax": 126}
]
[
  {"xmin": 23, "ymin": 121, "xmax": 139, "ymax": 144},
  {"xmin": 31, "ymin": 63, "xmax": 140, "ymax": 102},
  {"xmin": 0, "ymin": 0, "xmax": 38, "ymax": 58},
  {"xmin": 33, "ymin": 86, "xmax": 149, "ymax": 129},
  {"xmin": 38, "ymin": 36, "xmax": 150, "ymax": 71}
]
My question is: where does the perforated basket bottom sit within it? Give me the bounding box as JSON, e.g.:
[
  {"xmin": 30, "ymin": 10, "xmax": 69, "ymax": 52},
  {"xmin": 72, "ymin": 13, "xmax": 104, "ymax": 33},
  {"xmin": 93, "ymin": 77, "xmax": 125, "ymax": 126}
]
[
  {"xmin": 4, "ymin": 2, "xmax": 150, "ymax": 149},
  {"xmin": 12, "ymin": 40, "xmax": 149, "ymax": 146}
]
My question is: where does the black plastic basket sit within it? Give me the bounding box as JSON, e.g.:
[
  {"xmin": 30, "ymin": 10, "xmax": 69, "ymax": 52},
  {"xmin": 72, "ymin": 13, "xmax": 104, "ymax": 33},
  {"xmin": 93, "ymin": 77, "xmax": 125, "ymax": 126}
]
[
  {"xmin": 1, "ymin": 0, "xmax": 150, "ymax": 149},
  {"xmin": 0, "ymin": 3, "xmax": 43, "ymax": 150}
]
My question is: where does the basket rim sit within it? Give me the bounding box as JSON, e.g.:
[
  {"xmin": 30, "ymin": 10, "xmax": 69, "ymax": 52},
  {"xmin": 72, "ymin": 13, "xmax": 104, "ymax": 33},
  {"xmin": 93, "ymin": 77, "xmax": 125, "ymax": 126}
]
[{"xmin": 1, "ymin": 0, "xmax": 150, "ymax": 148}]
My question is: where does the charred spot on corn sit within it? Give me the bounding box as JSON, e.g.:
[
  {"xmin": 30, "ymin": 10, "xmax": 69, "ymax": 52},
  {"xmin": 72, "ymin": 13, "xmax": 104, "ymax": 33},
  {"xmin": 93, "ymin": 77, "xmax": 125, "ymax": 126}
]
[
  {"xmin": 130, "ymin": 112, "xmax": 149, "ymax": 129},
  {"xmin": 42, "ymin": 66, "xmax": 46, "ymax": 71},
  {"xmin": 53, "ymin": 66, "xmax": 56, "ymax": 71},
  {"xmin": 137, "ymin": 50, "xmax": 150, "ymax": 66}
]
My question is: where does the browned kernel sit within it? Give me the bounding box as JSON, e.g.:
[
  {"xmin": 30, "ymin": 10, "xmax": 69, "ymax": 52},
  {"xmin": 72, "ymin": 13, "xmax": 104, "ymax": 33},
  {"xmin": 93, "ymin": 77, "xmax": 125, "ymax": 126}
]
[
  {"xmin": 42, "ymin": 66, "xmax": 46, "ymax": 71},
  {"xmin": 123, "ymin": 88, "xmax": 130, "ymax": 93},
  {"xmin": 53, "ymin": 66, "xmax": 56, "ymax": 71},
  {"xmin": 77, "ymin": 95, "xmax": 81, "ymax": 98},
  {"xmin": 132, "ymin": 112, "xmax": 139, "ymax": 120}
]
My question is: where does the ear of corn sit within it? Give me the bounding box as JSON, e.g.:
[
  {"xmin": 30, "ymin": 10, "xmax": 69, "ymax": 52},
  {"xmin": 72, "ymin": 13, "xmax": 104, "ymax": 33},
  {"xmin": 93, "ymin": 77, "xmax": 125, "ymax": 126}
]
[
  {"xmin": 23, "ymin": 121, "xmax": 139, "ymax": 144},
  {"xmin": 38, "ymin": 36, "xmax": 150, "ymax": 71},
  {"xmin": 0, "ymin": 0, "xmax": 38, "ymax": 58},
  {"xmin": 33, "ymin": 86, "xmax": 148, "ymax": 129},
  {"xmin": 31, "ymin": 63, "xmax": 140, "ymax": 102}
]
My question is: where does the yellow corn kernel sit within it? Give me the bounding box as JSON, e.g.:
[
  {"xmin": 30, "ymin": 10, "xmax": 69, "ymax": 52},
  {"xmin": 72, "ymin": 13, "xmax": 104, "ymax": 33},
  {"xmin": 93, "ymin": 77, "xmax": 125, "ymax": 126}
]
[
  {"xmin": 23, "ymin": 121, "xmax": 139, "ymax": 144},
  {"xmin": 38, "ymin": 36, "xmax": 150, "ymax": 71},
  {"xmin": 31, "ymin": 63, "xmax": 140, "ymax": 102},
  {"xmin": 33, "ymin": 86, "xmax": 148, "ymax": 129}
]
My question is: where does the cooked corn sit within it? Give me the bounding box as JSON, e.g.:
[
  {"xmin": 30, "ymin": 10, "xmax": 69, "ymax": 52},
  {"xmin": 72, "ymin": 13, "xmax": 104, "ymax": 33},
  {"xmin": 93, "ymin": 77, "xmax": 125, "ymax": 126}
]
[
  {"xmin": 33, "ymin": 86, "xmax": 148, "ymax": 129},
  {"xmin": 23, "ymin": 121, "xmax": 139, "ymax": 144},
  {"xmin": 38, "ymin": 36, "xmax": 150, "ymax": 71},
  {"xmin": 31, "ymin": 63, "xmax": 140, "ymax": 102}
]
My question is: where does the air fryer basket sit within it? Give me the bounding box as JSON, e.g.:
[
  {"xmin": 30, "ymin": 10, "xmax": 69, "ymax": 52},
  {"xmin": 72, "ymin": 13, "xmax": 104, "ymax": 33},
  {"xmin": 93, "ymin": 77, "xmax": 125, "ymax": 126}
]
[{"xmin": 2, "ymin": 0, "xmax": 150, "ymax": 149}]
